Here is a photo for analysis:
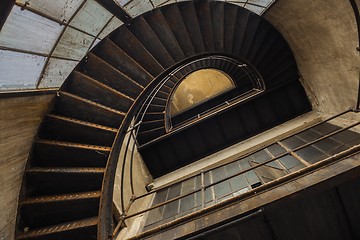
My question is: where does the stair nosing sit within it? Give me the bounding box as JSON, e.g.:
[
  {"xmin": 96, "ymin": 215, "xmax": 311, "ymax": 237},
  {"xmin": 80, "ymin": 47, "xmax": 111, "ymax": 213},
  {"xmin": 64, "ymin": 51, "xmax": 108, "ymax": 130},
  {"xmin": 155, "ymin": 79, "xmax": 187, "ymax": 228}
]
[
  {"xmin": 26, "ymin": 167, "xmax": 105, "ymax": 174},
  {"xmin": 20, "ymin": 191, "xmax": 101, "ymax": 205},
  {"xmin": 60, "ymin": 91, "xmax": 126, "ymax": 116},
  {"xmin": 17, "ymin": 217, "xmax": 98, "ymax": 239},
  {"xmin": 74, "ymin": 71, "xmax": 136, "ymax": 102},
  {"xmin": 47, "ymin": 114, "xmax": 118, "ymax": 133},
  {"xmin": 36, "ymin": 139, "xmax": 112, "ymax": 152},
  {"xmin": 139, "ymin": 126, "xmax": 165, "ymax": 135},
  {"xmin": 112, "ymin": 27, "xmax": 166, "ymax": 74},
  {"xmin": 89, "ymin": 52, "xmax": 146, "ymax": 90},
  {"xmin": 135, "ymin": 15, "xmax": 176, "ymax": 65},
  {"xmin": 103, "ymin": 38, "xmax": 155, "ymax": 78}
]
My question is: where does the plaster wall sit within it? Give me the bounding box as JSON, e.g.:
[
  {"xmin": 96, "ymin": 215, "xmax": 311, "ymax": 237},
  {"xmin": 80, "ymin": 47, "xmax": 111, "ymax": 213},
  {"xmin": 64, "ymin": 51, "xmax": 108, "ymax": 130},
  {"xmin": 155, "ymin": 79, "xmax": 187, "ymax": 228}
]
[
  {"xmin": 113, "ymin": 133, "xmax": 153, "ymax": 231},
  {"xmin": 265, "ymin": 0, "xmax": 360, "ymax": 117},
  {"xmin": 0, "ymin": 94, "xmax": 54, "ymax": 240}
]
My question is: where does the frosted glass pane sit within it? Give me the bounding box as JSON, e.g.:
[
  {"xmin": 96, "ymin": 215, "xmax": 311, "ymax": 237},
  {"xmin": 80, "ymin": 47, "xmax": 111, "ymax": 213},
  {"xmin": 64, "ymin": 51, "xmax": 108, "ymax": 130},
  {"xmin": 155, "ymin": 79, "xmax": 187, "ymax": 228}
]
[
  {"xmin": 123, "ymin": 0, "xmax": 153, "ymax": 17},
  {"xmin": 245, "ymin": 4, "xmax": 265, "ymax": 15},
  {"xmin": 0, "ymin": 6, "xmax": 64, "ymax": 54},
  {"xmin": 16, "ymin": 0, "xmax": 84, "ymax": 22},
  {"xmin": 38, "ymin": 58, "xmax": 78, "ymax": 88},
  {"xmin": 151, "ymin": 0, "xmax": 171, "ymax": 7},
  {"xmin": 158, "ymin": 0, "xmax": 176, "ymax": 7},
  {"xmin": 70, "ymin": 0, "xmax": 113, "ymax": 36},
  {"xmin": 52, "ymin": 27, "xmax": 95, "ymax": 60},
  {"xmin": 247, "ymin": 0, "xmax": 273, "ymax": 7},
  {"xmin": 114, "ymin": 0, "xmax": 132, "ymax": 6},
  {"xmin": 228, "ymin": 1, "xmax": 245, "ymax": 8},
  {"xmin": 0, "ymin": 50, "xmax": 46, "ymax": 89},
  {"xmin": 98, "ymin": 17, "xmax": 123, "ymax": 39}
]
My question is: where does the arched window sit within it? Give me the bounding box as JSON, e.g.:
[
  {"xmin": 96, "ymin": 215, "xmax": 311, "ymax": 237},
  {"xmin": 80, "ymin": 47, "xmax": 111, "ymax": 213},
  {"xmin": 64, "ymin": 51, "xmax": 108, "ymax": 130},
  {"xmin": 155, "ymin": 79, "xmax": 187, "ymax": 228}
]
[{"xmin": 169, "ymin": 69, "xmax": 235, "ymax": 116}]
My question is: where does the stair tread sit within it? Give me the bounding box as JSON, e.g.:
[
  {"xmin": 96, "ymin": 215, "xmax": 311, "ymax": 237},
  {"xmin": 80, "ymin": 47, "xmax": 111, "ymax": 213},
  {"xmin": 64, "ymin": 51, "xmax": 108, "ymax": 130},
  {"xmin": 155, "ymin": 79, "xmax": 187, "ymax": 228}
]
[
  {"xmin": 161, "ymin": 4, "xmax": 195, "ymax": 56},
  {"xmin": 73, "ymin": 71, "xmax": 135, "ymax": 101},
  {"xmin": 87, "ymin": 52, "xmax": 145, "ymax": 90},
  {"xmin": 17, "ymin": 217, "xmax": 98, "ymax": 239},
  {"xmin": 26, "ymin": 167, "xmax": 105, "ymax": 174},
  {"xmin": 138, "ymin": 126, "xmax": 165, "ymax": 135},
  {"xmin": 47, "ymin": 114, "xmax": 118, "ymax": 133},
  {"xmin": 97, "ymin": 38, "xmax": 154, "ymax": 82},
  {"xmin": 178, "ymin": 1, "xmax": 206, "ymax": 53},
  {"xmin": 111, "ymin": 27, "xmax": 164, "ymax": 76},
  {"xmin": 129, "ymin": 16, "xmax": 175, "ymax": 68},
  {"xmin": 21, "ymin": 191, "xmax": 101, "ymax": 205},
  {"xmin": 36, "ymin": 139, "xmax": 111, "ymax": 152},
  {"xmin": 142, "ymin": 119, "xmax": 164, "ymax": 124},
  {"xmin": 145, "ymin": 9, "xmax": 185, "ymax": 62},
  {"xmin": 59, "ymin": 91, "xmax": 126, "ymax": 116}
]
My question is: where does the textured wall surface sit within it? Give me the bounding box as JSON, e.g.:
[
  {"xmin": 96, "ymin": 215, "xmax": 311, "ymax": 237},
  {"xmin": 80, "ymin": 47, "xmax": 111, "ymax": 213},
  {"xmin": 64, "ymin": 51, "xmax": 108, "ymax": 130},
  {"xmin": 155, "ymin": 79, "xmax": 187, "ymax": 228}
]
[
  {"xmin": 113, "ymin": 133, "xmax": 153, "ymax": 229},
  {"xmin": 0, "ymin": 94, "xmax": 54, "ymax": 240},
  {"xmin": 266, "ymin": 0, "xmax": 360, "ymax": 116}
]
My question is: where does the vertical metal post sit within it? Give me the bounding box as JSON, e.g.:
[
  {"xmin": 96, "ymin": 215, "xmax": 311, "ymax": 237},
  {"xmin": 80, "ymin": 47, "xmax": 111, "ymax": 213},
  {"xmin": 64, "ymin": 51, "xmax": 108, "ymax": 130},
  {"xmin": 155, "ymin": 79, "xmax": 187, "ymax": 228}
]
[
  {"xmin": 264, "ymin": 148, "xmax": 291, "ymax": 174},
  {"xmin": 201, "ymin": 171, "xmax": 206, "ymax": 208},
  {"xmin": 277, "ymin": 141, "xmax": 311, "ymax": 167}
]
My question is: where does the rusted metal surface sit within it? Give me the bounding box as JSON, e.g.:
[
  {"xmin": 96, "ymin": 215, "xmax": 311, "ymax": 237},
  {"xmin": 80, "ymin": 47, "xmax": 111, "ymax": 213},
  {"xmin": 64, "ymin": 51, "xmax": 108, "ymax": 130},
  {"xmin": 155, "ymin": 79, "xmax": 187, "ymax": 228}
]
[
  {"xmin": 17, "ymin": 217, "xmax": 98, "ymax": 239},
  {"xmin": 20, "ymin": 191, "xmax": 101, "ymax": 205}
]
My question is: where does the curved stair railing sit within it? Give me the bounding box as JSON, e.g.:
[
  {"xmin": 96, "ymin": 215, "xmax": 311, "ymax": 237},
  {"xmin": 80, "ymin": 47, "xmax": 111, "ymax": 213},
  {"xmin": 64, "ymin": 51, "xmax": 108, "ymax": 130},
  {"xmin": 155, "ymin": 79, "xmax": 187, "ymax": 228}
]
[{"xmin": 15, "ymin": 1, "xmax": 314, "ymax": 239}]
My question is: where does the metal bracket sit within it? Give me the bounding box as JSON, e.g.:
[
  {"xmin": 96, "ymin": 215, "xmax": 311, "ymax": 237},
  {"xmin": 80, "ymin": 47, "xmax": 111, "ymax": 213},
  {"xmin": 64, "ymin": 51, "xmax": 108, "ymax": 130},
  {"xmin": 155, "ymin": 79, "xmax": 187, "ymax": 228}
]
[
  {"xmin": 21, "ymin": 1, "xmax": 29, "ymax": 11},
  {"xmin": 126, "ymin": 121, "xmax": 142, "ymax": 133},
  {"xmin": 60, "ymin": 19, "xmax": 67, "ymax": 26}
]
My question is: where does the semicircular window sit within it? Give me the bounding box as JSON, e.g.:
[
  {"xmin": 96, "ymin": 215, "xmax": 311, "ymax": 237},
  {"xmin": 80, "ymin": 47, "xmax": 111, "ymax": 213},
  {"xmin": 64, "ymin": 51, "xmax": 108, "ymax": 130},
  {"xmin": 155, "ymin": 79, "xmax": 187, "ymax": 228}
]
[
  {"xmin": 165, "ymin": 56, "xmax": 265, "ymax": 131},
  {"xmin": 170, "ymin": 69, "xmax": 235, "ymax": 116}
]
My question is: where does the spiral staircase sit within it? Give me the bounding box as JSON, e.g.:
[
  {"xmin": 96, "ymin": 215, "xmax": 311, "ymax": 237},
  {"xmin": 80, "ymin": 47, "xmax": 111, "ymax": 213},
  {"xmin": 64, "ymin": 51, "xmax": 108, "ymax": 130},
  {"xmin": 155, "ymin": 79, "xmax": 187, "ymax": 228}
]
[{"xmin": 16, "ymin": 1, "xmax": 311, "ymax": 239}]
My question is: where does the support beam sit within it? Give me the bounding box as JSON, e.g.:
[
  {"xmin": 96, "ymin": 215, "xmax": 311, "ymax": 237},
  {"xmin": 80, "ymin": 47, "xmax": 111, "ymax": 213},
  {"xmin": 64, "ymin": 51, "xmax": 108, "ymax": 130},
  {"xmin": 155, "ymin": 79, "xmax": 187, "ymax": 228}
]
[
  {"xmin": 95, "ymin": 0, "xmax": 131, "ymax": 23},
  {"xmin": 0, "ymin": 89, "xmax": 57, "ymax": 99}
]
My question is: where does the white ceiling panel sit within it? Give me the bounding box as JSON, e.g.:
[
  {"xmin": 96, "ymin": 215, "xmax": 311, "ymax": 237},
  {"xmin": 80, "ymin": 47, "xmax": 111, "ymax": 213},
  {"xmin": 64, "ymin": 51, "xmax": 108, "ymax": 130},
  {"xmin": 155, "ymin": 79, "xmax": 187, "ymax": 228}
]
[
  {"xmin": 15, "ymin": 0, "xmax": 85, "ymax": 22},
  {"xmin": 52, "ymin": 27, "xmax": 95, "ymax": 60},
  {"xmin": 70, "ymin": 0, "xmax": 113, "ymax": 36},
  {"xmin": 123, "ymin": 0, "xmax": 154, "ymax": 18},
  {"xmin": 38, "ymin": 58, "xmax": 79, "ymax": 88},
  {"xmin": 114, "ymin": 0, "xmax": 132, "ymax": 7},
  {"xmin": 0, "ymin": 50, "xmax": 46, "ymax": 89},
  {"xmin": 245, "ymin": 4, "xmax": 265, "ymax": 15},
  {"xmin": 158, "ymin": 0, "xmax": 176, "ymax": 7},
  {"xmin": 151, "ymin": 0, "xmax": 171, "ymax": 7},
  {"xmin": 247, "ymin": 0, "xmax": 274, "ymax": 7},
  {"xmin": 0, "ymin": 6, "xmax": 64, "ymax": 54},
  {"xmin": 98, "ymin": 17, "xmax": 123, "ymax": 39}
]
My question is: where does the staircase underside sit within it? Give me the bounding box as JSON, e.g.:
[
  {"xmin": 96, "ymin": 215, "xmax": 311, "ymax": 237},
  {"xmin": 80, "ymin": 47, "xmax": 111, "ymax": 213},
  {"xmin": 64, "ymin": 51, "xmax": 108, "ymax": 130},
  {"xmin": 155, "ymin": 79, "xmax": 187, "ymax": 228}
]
[{"xmin": 16, "ymin": 1, "xmax": 311, "ymax": 239}]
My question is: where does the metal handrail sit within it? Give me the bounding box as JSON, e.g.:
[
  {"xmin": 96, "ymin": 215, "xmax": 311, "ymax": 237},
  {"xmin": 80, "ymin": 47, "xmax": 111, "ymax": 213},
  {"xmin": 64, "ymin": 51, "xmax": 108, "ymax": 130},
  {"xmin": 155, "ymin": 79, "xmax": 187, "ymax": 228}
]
[
  {"xmin": 123, "ymin": 115, "xmax": 360, "ymax": 220},
  {"xmin": 164, "ymin": 56, "xmax": 265, "ymax": 131},
  {"xmin": 112, "ymin": 61, "xmax": 360, "ymax": 239},
  {"xmin": 130, "ymin": 108, "xmax": 353, "ymax": 202},
  {"xmin": 118, "ymin": 55, "xmax": 265, "ymax": 215},
  {"xmin": 112, "ymin": 54, "xmax": 264, "ymax": 237}
]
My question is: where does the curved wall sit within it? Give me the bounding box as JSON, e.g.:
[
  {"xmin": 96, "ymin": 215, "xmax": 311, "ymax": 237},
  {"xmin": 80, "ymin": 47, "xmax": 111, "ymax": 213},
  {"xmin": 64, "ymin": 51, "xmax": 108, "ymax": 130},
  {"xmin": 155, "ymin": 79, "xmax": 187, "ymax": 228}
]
[
  {"xmin": 265, "ymin": 0, "xmax": 360, "ymax": 116},
  {"xmin": 0, "ymin": 94, "xmax": 54, "ymax": 240}
]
